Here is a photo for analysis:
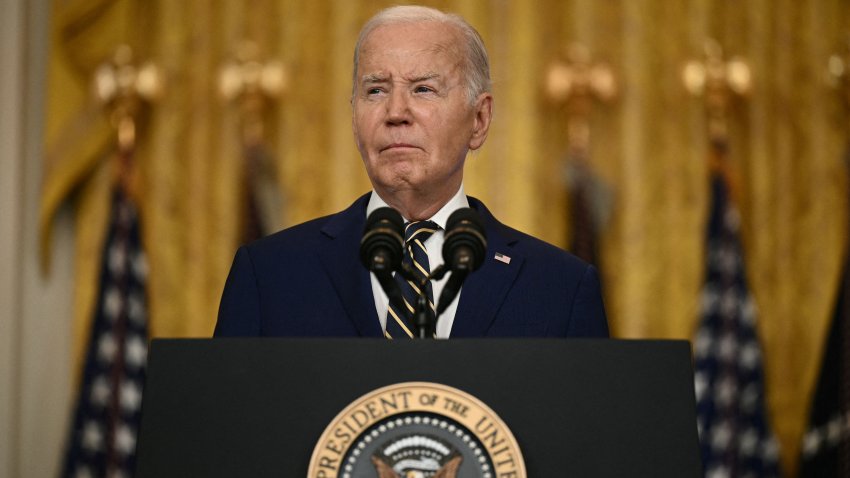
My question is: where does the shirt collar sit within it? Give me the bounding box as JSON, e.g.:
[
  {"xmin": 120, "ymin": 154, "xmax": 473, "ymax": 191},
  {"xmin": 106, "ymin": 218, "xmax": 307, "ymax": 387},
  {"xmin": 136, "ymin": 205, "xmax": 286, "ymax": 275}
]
[{"xmin": 366, "ymin": 185, "xmax": 469, "ymax": 230}]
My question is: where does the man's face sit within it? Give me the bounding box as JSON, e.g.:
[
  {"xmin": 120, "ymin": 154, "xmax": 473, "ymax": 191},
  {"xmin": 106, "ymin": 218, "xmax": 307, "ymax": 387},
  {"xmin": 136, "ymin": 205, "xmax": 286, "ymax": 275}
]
[{"xmin": 352, "ymin": 21, "xmax": 491, "ymax": 208}]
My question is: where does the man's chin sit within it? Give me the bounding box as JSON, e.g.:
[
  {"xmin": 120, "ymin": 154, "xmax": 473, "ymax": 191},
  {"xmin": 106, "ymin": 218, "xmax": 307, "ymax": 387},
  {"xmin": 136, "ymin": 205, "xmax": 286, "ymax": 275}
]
[
  {"xmin": 370, "ymin": 167, "xmax": 422, "ymax": 189},
  {"xmin": 373, "ymin": 176, "xmax": 434, "ymax": 198},
  {"xmin": 377, "ymin": 178, "xmax": 420, "ymax": 195}
]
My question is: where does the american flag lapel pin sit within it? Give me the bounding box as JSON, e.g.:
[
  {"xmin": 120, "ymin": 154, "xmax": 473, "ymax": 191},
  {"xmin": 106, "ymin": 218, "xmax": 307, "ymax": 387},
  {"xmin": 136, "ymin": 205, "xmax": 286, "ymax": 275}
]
[{"xmin": 494, "ymin": 252, "xmax": 511, "ymax": 264}]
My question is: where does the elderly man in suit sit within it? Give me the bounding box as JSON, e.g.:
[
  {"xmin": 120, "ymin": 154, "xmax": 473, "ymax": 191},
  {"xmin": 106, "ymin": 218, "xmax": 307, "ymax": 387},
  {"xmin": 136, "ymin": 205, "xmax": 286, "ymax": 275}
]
[{"xmin": 215, "ymin": 5, "xmax": 608, "ymax": 338}]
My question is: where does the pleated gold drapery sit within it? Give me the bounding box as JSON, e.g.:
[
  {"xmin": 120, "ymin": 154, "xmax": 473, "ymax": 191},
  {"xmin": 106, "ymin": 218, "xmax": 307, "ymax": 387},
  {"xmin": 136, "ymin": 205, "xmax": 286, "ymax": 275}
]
[{"xmin": 41, "ymin": 0, "xmax": 850, "ymax": 473}]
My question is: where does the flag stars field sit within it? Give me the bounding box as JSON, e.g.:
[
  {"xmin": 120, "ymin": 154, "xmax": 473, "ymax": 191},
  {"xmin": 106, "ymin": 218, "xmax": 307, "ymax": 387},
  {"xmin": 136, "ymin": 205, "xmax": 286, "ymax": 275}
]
[
  {"xmin": 81, "ymin": 420, "xmax": 103, "ymax": 452},
  {"xmin": 115, "ymin": 424, "xmax": 136, "ymax": 456},
  {"xmin": 97, "ymin": 333, "xmax": 117, "ymax": 363},
  {"xmin": 120, "ymin": 380, "xmax": 142, "ymax": 412},
  {"xmin": 103, "ymin": 287, "xmax": 123, "ymax": 320},
  {"xmin": 61, "ymin": 190, "xmax": 150, "ymax": 476},
  {"xmin": 89, "ymin": 376, "xmax": 110, "ymax": 407},
  {"xmin": 125, "ymin": 336, "xmax": 147, "ymax": 369}
]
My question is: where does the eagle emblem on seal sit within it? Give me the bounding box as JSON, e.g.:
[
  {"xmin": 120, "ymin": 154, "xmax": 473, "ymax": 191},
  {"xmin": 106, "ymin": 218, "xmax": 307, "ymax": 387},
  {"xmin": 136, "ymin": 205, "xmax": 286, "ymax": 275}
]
[{"xmin": 370, "ymin": 434, "xmax": 463, "ymax": 478}]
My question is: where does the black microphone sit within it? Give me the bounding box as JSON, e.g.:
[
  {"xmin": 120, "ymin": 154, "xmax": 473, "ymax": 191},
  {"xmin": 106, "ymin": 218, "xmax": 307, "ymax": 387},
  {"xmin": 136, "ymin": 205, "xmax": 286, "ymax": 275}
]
[
  {"xmin": 360, "ymin": 207, "xmax": 407, "ymax": 316},
  {"xmin": 437, "ymin": 208, "xmax": 487, "ymax": 315}
]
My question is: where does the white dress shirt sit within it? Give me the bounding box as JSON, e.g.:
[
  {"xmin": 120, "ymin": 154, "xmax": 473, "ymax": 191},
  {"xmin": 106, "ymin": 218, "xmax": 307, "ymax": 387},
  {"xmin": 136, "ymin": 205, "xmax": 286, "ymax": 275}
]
[{"xmin": 367, "ymin": 186, "xmax": 469, "ymax": 338}]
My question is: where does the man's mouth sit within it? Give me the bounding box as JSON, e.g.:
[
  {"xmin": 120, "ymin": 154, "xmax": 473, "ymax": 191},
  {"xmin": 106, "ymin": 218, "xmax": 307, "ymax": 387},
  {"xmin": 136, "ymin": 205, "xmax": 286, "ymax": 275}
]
[{"xmin": 380, "ymin": 143, "xmax": 418, "ymax": 153}]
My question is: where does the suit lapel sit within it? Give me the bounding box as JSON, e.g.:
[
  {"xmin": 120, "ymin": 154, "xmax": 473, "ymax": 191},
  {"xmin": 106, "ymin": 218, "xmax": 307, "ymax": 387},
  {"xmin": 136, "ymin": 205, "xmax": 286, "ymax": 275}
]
[
  {"xmin": 317, "ymin": 194, "xmax": 384, "ymax": 337},
  {"xmin": 449, "ymin": 198, "xmax": 524, "ymax": 337}
]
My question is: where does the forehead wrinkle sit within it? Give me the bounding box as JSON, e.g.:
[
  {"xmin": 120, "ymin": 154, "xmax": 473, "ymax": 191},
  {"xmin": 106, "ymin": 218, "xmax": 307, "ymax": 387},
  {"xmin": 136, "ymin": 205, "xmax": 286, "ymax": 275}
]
[
  {"xmin": 405, "ymin": 72, "xmax": 440, "ymax": 83},
  {"xmin": 360, "ymin": 71, "xmax": 443, "ymax": 86}
]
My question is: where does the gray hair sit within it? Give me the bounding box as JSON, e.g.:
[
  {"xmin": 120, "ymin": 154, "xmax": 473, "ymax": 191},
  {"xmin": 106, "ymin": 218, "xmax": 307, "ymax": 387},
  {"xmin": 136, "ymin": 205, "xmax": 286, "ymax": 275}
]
[{"xmin": 352, "ymin": 5, "xmax": 491, "ymax": 103}]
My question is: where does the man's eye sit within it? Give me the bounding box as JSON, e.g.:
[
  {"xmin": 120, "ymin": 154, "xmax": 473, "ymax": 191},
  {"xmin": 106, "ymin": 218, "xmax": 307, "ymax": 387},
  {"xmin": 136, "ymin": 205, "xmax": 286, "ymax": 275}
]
[
  {"xmin": 414, "ymin": 85, "xmax": 434, "ymax": 93},
  {"xmin": 366, "ymin": 88, "xmax": 383, "ymax": 95}
]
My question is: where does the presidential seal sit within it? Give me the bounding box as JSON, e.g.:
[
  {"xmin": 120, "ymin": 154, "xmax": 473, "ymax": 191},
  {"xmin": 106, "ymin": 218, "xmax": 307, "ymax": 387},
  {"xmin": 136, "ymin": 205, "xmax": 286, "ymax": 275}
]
[{"xmin": 308, "ymin": 382, "xmax": 526, "ymax": 478}]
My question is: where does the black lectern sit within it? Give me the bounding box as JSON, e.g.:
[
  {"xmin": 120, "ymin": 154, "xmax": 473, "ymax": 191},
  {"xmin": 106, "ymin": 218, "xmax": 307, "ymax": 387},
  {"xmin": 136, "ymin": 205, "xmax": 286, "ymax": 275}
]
[{"xmin": 135, "ymin": 339, "xmax": 701, "ymax": 477}]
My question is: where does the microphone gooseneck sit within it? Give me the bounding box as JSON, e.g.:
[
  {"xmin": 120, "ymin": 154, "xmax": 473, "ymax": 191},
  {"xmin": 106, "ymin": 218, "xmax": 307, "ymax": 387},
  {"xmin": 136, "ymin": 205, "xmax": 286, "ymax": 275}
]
[
  {"xmin": 437, "ymin": 208, "xmax": 487, "ymax": 316},
  {"xmin": 360, "ymin": 207, "xmax": 408, "ymax": 319}
]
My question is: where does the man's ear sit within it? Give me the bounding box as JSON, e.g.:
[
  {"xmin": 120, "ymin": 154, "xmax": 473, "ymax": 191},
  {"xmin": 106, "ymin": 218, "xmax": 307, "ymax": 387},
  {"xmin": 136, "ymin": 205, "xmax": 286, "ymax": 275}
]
[{"xmin": 468, "ymin": 92, "xmax": 493, "ymax": 151}]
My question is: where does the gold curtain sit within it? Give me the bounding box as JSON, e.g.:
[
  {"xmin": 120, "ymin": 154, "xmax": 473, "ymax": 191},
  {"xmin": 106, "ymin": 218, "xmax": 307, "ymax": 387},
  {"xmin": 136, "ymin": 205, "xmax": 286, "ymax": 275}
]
[{"xmin": 41, "ymin": 0, "xmax": 850, "ymax": 473}]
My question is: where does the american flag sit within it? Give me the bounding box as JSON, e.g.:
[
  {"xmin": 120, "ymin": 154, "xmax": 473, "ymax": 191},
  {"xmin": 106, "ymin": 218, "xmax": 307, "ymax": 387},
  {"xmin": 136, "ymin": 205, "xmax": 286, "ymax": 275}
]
[
  {"xmin": 693, "ymin": 170, "xmax": 782, "ymax": 477},
  {"xmin": 494, "ymin": 252, "xmax": 511, "ymax": 264},
  {"xmin": 61, "ymin": 187, "xmax": 149, "ymax": 478},
  {"xmin": 799, "ymin": 264, "xmax": 850, "ymax": 476},
  {"xmin": 798, "ymin": 150, "xmax": 850, "ymax": 477}
]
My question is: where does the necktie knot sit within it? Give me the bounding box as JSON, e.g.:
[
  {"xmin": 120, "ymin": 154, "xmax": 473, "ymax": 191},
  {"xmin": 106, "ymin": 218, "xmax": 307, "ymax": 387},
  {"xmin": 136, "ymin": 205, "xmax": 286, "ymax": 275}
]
[{"xmin": 404, "ymin": 220, "xmax": 439, "ymax": 245}]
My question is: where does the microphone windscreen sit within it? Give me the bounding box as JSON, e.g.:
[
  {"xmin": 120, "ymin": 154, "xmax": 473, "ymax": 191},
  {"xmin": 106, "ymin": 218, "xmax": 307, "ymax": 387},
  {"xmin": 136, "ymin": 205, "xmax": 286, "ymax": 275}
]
[
  {"xmin": 360, "ymin": 207, "xmax": 405, "ymax": 271},
  {"xmin": 443, "ymin": 208, "xmax": 487, "ymax": 271},
  {"xmin": 445, "ymin": 207, "xmax": 484, "ymax": 233},
  {"xmin": 365, "ymin": 207, "xmax": 404, "ymax": 231}
]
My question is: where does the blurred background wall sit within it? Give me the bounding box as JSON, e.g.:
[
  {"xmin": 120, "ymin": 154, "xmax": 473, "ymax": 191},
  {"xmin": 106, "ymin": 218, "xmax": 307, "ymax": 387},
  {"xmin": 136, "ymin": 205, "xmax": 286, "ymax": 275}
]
[{"xmin": 1, "ymin": 0, "xmax": 849, "ymax": 476}]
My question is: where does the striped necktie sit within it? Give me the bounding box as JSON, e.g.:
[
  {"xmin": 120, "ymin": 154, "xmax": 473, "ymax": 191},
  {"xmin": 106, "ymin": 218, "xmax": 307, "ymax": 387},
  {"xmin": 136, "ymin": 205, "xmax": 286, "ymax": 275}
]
[{"xmin": 385, "ymin": 220, "xmax": 438, "ymax": 339}]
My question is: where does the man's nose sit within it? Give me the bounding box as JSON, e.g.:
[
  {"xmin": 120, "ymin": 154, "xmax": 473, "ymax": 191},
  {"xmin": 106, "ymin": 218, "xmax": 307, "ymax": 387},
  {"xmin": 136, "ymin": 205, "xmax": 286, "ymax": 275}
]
[{"xmin": 385, "ymin": 89, "xmax": 411, "ymax": 125}]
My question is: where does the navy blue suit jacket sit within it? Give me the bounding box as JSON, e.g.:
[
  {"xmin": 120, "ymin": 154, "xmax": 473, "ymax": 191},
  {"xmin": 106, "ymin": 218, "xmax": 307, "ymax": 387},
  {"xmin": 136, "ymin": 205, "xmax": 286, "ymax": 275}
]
[{"xmin": 215, "ymin": 194, "xmax": 608, "ymax": 337}]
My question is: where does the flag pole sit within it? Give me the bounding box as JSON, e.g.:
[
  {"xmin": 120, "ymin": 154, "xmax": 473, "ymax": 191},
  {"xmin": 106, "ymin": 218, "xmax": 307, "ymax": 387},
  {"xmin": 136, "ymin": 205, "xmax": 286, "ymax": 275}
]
[
  {"xmin": 544, "ymin": 43, "xmax": 616, "ymax": 264},
  {"xmin": 684, "ymin": 39, "xmax": 782, "ymax": 477},
  {"xmin": 61, "ymin": 45, "xmax": 162, "ymax": 477},
  {"xmin": 799, "ymin": 34, "xmax": 850, "ymax": 477},
  {"xmin": 219, "ymin": 40, "xmax": 286, "ymax": 244}
]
